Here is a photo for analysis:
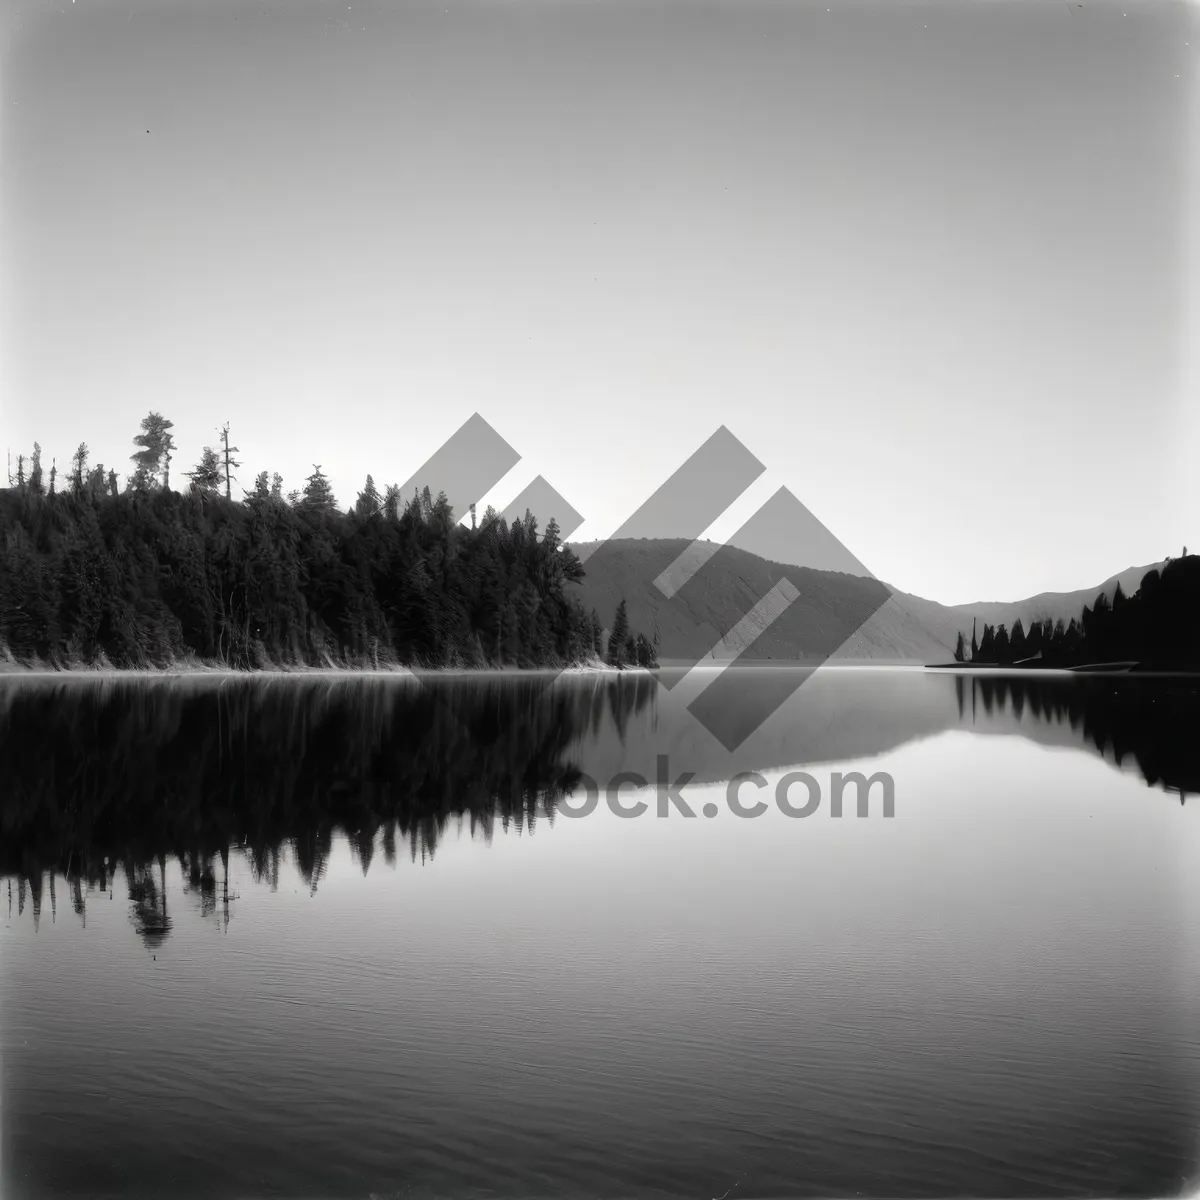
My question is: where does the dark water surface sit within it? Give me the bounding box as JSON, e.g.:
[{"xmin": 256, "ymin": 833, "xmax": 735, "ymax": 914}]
[{"xmin": 2, "ymin": 668, "xmax": 1199, "ymax": 1199}]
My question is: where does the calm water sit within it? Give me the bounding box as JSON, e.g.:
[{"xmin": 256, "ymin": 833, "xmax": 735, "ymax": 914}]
[{"xmin": 2, "ymin": 667, "xmax": 1200, "ymax": 1199}]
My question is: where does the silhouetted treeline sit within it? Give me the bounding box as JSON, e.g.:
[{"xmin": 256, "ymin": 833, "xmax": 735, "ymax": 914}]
[
  {"xmin": 959, "ymin": 555, "xmax": 1200, "ymax": 668},
  {"xmin": 0, "ymin": 672, "xmax": 658, "ymax": 942},
  {"xmin": 1, "ymin": 420, "xmax": 656, "ymax": 669}
]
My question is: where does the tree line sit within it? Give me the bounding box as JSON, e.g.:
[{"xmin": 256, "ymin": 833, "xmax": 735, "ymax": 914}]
[
  {"xmin": 1, "ymin": 414, "xmax": 658, "ymax": 670},
  {"xmin": 953, "ymin": 552, "xmax": 1199, "ymax": 668}
]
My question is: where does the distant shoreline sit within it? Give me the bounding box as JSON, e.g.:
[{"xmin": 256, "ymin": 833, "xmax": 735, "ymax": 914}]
[{"xmin": 925, "ymin": 660, "xmax": 1200, "ymax": 675}]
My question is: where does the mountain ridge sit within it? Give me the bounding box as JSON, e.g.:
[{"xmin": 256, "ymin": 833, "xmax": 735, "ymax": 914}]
[{"xmin": 566, "ymin": 537, "xmax": 1167, "ymax": 663}]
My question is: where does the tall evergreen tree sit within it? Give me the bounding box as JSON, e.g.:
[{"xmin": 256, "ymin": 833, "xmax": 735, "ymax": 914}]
[
  {"xmin": 993, "ymin": 624, "xmax": 1010, "ymax": 663},
  {"xmin": 29, "ymin": 443, "xmax": 43, "ymax": 496},
  {"xmin": 607, "ymin": 600, "xmax": 630, "ymax": 667},
  {"xmin": 188, "ymin": 447, "xmax": 223, "ymax": 492},
  {"xmin": 1009, "ymin": 618, "xmax": 1027, "ymax": 662},
  {"xmin": 301, "ymin": 465, "xmax": 337, "ymax": 512},
  {"xmin": 634, "ymin": 632, "xmax": 657, "ymax": 668},
  {"xmin": 383, "ymin": 483, "xmax": 401, "ymax": 521},
  {"xmin": 71, "ymin": 443, "xmax": 89, "ymax": 495},
  {"xmin": 131, "ymin": 413, "xmax": 175, "ymax": 488},
  {"xmin": 355, "ymin": 475, "xmax": 381, "ymax": 519},
  {"xmin": 978, "ymin": 624, "xmax": 995, "ymax": 662}
]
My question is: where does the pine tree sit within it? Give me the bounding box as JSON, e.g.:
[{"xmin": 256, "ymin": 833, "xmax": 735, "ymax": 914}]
[
  {"xmin": 131, "ymin": 413, "xmax": 175, "ymax": 488},
  {"xmin": 383, "ymin": 484, "xmax": 401, "ymax": 521},
  {"xmin": 634, "ymin": 632, "xmax": 656, "ymax": 667},
  {"xmin": 994, "ymin": 624, "xmax": 1011, "ymax": 663},
  {"xmin": 607, "ymin": 599, "xmax": 629, "ymax": 667},
  {"xmin": 301, "ymin": 465, "xmax": 337, "ymax": 512},
  {"xmin": 953, "ymin": 631, "xmax": 966, "ymax": 662},
  {"xmin": 29, "ymin": 443, "xmax": 43, "ymax": 495},
  {"xmin": 355, "ymin": 475, "xmax": 381, "ymax": 519},
  {"xmin": 71, "ymin": 443, "xmax": 89, "ymax": 495},
  {"xmin": 979, "ymin": 624, "xmax": 995, "ymax": 661},
  {"xmin": 1010, "ymin": 618, "xmax": 1026, "ymax": 662},
  {"xmin": 187, "ymin": 447, "xmax": 223, "ymax": 492}
]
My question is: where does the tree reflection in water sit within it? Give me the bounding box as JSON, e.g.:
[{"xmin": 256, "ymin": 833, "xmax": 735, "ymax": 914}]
[
  {"xmin": 0, "ymin": 672, "xmax": 657, "ymax": 946},
  {"xmin": 2, "ymin": 668, "xmax": 1195, "ymax": 947}
]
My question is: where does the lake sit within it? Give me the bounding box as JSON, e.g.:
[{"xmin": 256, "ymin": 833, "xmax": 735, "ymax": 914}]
[{"xmin": 2, "ymin": 667, "xmax": 1199, "ymax": 1199}]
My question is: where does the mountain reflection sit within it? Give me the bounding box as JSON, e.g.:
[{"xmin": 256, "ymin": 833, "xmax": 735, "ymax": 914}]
[{"xmin": 2, "ymin": 669, "xmax": 1195, "ymax": 945}]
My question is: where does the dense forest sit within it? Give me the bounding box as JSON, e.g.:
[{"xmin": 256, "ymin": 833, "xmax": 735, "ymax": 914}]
[
  {"xmin": 0, "ymin": 415, "xmax": 657, "ymax": 670},
  {"xmin": 952, "ymin": 553, "xmax": 1200, "ymax": 668}
]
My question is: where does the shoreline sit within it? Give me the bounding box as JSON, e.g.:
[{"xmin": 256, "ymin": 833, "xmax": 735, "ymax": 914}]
[
  {"xmin": 0, "ymin": 661, "xmax": 653, "ymax": 680},
  {"xmin": 0, "ymin": 659, "xmax": 931, "ymax": 679},
  {"xmin": 5, "ymin": 659, "xmax": 1196, "ymax": 680},
  {"xmin": 926, "ymin": 661, "xmax": 1200, "ymax": 676}
]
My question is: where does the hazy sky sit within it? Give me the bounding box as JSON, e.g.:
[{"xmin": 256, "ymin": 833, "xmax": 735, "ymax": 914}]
[{"xmin": 2, "ymin": 0, "xmax": 1195, "ymax": 603}]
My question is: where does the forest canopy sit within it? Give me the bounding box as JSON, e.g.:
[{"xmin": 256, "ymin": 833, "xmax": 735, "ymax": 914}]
[{"xmin": 0, "ymin": 418, "xmax": 654, "ymax": 670}]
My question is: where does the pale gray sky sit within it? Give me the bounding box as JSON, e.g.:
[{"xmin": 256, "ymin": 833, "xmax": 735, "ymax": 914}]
[{"xmin": 2, "ymin": 0, "xmax": 1195, "ymax": 603}]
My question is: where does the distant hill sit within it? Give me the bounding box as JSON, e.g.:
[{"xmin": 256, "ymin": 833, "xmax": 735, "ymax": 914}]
[
  {"xmin": 946, "ymin": 562, "xmax": 1167, "ymax": 630},
  {"xmin": 568, "ymin": 538, "xmax": 896, "ymax": 663},
  {"xmin": 888, "ymin": 562, "xmax": 1167, "ymax": 657},
  {"xmin": 567, "ymin": 538, "xmax": 1168, "ymax": 664}
]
